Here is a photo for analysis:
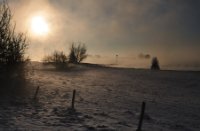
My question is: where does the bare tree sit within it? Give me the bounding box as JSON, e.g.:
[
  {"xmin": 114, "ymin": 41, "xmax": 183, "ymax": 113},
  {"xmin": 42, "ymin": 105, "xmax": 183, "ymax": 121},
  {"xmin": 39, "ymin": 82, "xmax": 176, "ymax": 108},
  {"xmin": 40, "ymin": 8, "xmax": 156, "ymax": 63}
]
[
  {"xmin": 0, "ymin": 1, "xmax": 28, "ymax": 65},
  {"xmin": 68, "ymin": 42, "xmax": 87, "ymax": 63}
]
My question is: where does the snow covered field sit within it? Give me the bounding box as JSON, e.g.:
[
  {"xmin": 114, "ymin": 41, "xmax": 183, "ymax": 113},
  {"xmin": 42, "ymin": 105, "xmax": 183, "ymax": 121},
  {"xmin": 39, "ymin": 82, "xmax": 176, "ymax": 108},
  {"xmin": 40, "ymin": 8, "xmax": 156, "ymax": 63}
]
[{"xmin": 0, "ymin": 62, "xmax": 200, "ymax": 131}]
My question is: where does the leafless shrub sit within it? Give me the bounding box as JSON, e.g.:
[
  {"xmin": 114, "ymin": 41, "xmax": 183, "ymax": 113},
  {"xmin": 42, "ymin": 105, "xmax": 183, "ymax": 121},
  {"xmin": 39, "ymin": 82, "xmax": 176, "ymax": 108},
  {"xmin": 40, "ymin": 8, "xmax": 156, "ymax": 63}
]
[
  {"xmin": 68, "ymin": 42, "xmax": 87, "ymax": 64},
  {"xmin": 43, "ymin": 51, "xmax": 67, "ymax": 63}
]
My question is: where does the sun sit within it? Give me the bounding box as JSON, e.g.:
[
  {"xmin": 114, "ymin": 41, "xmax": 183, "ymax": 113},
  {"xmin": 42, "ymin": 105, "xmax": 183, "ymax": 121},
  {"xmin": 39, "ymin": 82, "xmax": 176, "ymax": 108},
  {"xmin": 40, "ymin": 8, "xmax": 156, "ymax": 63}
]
[{"xmin": 31, "ymin": 16, "xmax": 49, "ymax": 35}]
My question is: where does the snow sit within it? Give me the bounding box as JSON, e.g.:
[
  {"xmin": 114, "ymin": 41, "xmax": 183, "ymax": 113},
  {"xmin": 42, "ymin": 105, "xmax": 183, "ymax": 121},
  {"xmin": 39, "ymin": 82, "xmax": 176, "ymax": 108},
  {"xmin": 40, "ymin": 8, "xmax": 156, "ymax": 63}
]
[{"xmin": 0, "ymin": 62, "xmax": 200, "ymax": 131}]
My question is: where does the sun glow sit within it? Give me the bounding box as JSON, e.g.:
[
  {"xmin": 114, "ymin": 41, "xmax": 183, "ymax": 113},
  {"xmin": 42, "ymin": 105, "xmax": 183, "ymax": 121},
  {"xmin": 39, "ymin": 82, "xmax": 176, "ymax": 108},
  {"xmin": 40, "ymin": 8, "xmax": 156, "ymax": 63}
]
[{"xmin": 31, "ymin": 16, "xmax": 49, "ymax": 35}]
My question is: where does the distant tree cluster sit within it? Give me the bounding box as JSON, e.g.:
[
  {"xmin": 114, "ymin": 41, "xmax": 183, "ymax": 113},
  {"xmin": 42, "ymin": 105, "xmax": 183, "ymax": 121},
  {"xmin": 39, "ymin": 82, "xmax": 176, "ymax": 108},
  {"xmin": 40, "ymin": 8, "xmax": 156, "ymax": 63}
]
[
  {"xmin": 0, "ymin": 1, "xmax": 28, "ymax": 65},
  {"xmin": 43, "ymin": 42, "xmax": 87, "ymax": 64},
  {"xmin": 139, "ymin": 53, "xmax": 151, "ymax": 59}
]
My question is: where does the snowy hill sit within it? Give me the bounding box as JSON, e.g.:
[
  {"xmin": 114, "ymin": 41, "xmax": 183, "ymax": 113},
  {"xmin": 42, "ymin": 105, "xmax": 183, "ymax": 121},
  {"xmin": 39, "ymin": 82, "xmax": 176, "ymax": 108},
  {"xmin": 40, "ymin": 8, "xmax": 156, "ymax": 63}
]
[{"xmin": 0, "ymin": 62, "xmax": 200, "ymax": 131}]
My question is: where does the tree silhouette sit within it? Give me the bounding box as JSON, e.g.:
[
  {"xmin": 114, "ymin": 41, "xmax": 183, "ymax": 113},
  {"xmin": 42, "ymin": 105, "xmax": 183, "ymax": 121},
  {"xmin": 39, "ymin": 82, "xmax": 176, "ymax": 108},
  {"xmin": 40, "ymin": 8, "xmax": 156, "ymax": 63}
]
[
  {"xmin": 68, "ymin": 44, "xmax": 77, "ymax": 63},
  {"xmin": 0, "ymin": 1, "xmax": 28, "ymax": 65},
  {"xmin": 151, "ymin": 57, "xmax": 160, "ymax": 70},
  {"xmin": 68, "ymin": 42, "xmax": 87, "ymax": 63}
]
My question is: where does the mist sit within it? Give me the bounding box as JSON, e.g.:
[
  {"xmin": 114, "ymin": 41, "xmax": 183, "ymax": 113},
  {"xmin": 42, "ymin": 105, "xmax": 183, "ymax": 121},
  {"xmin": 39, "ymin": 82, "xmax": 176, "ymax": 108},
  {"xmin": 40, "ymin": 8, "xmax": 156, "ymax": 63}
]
[{"xmin": 6, "ymin": 0, "xmax": 200, "ymax": 69}]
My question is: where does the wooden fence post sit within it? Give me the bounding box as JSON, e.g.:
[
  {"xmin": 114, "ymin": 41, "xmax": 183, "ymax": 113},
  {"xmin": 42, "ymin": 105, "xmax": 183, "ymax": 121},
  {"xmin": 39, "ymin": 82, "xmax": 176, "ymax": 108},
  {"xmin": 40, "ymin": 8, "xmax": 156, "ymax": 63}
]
[
  {"xmin": 34, "ymin": 86, "xmax": 40, "ymax": 100},
  {"xmin": 136, "ymin": 102, "xmax": 146, "ymax": 131},
  {"xmin": 71, "ymin": 90, "xmax": 76, "ymax": 109}
]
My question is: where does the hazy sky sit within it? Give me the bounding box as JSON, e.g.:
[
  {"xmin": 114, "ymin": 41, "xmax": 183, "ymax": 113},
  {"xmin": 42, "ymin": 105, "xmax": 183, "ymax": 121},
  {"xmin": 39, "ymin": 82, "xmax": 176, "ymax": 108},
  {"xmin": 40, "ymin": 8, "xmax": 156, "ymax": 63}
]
[{"xmin": 4, "ymin": 0, "xmax": 200, "ymax": 68}]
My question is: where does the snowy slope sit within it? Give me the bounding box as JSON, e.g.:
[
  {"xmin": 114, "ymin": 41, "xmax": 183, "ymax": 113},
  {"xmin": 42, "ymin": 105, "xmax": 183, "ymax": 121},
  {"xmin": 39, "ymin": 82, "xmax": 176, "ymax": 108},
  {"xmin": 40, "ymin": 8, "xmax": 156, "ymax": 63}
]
[{"xmin": 0, "ymin": 62, "xmax": 200, "ymax": 131}]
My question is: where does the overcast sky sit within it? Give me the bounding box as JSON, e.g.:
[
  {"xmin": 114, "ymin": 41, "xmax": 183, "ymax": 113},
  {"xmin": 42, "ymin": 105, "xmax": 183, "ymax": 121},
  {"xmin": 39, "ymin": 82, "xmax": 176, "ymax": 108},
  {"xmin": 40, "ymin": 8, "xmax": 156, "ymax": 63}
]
[{"xmin": 4, "ymin": 0, "xmax": 200, "ymax": 68}]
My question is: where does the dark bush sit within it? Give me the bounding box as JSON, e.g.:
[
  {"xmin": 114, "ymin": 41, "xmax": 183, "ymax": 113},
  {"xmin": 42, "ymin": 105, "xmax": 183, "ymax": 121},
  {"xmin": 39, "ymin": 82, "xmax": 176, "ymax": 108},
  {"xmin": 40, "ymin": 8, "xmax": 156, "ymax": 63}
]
[{"xmin": 151, "ymin": 57, "xmax": 160, "ymax": 70}]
